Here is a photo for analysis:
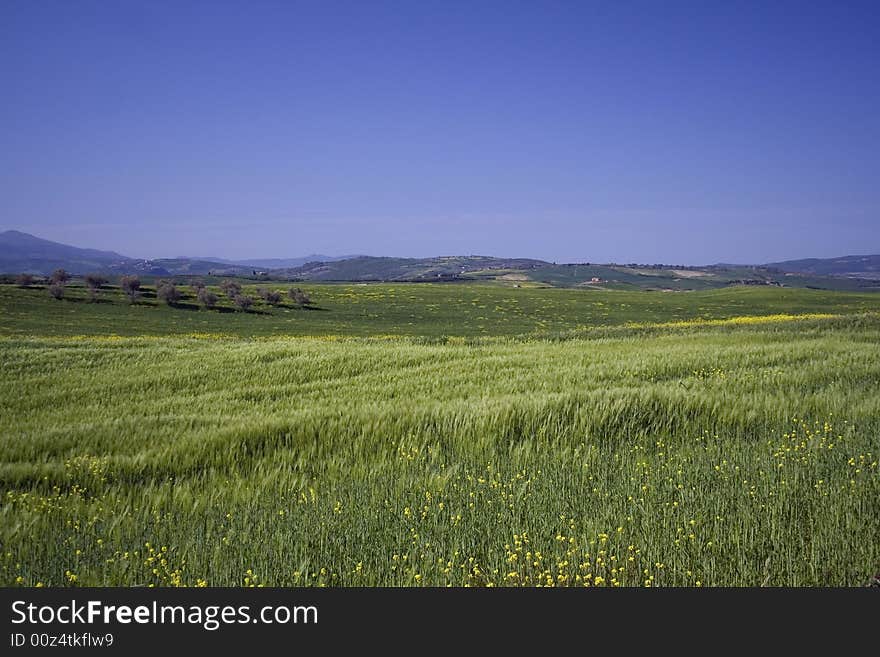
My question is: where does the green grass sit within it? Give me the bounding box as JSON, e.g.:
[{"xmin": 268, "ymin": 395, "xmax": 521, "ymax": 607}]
[
  {"xmin": 0, "ymin": 283, "xmax": 878, "ymax": 586},
  {"xmin": 2, "ymin": 281, "xmax": 879, "ymax": 338}
]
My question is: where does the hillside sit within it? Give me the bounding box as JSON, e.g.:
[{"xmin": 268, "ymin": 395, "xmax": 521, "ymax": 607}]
[
  {"xmin": 122, "ymin": 258, "xmax": 252, "ymax": 277},
  {"xmin": 2, "ymin": 230, "xmax": 878, "ymax": 291},
  {"xmin": 0, "ymin": 231, "xmax": 348, "ymax": 277},
  {"xmin": 282, "ymin": 257, "xmax": 877, "ymax": 292},
  {"xmin": 0, "ymin": 230, "xmax": 132, "ymax": 274},
  {"xmin": 282, "ymin": 255, "xmax": 549, "ymax": 281},
  {"xmin": 176, "ymin": 254, "xmax": 357, "ymax": 269},
  {"xmin": 281, "ymin": 256, "xmax": 880, "ymax": 291},
  {"xmin": 767, "ymin": 254, "xmax": 880, "ymax": 279}
]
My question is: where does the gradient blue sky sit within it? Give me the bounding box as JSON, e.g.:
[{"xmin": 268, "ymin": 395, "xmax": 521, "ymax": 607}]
[{"xmin": 1, "ymin": 1, "xmax": 878, "ymax": 264}]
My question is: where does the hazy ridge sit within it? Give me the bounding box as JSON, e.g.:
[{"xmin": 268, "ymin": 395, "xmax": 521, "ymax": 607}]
[{"xmin": 2, "ymin": 230, "xmax": 878, "ymax": 291}]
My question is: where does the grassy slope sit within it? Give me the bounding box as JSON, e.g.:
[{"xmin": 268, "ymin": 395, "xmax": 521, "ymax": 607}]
[{"xmin": 1, "ymin": 283, "xmax": 878, "ymax": 586}]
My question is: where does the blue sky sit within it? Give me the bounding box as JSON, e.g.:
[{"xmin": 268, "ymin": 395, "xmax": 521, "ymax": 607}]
[{"xmin": 1, "ymin": 1, "xmax": 878, "ymax": 264}]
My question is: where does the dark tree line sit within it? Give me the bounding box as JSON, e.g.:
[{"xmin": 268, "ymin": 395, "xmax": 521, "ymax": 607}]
[
  {"xmin": 18, "ymin": 271, "xmax": 313, "ymax": 314},
  {"xmin": 41, "ymin": 269, "xmax": 111, "ymax": 302}
]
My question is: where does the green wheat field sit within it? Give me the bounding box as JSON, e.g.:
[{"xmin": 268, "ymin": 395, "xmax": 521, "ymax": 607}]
[{"xmin": 1, "ymin": 281, "xmax": 879, "ymax": 586}]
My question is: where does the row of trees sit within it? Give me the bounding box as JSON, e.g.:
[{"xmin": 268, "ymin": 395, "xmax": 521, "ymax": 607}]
[
  {"xmin": 23, "ymin": 270, "xmax": 312, "ymax": 312},
  {"xmin": 20, "ymin": 269, "xmax": 81, "ymax": 300},
  {"xmin": 17, "ymin": 269, "xmax": 105, "ymax": 301},
  {"xmin": 159, "ymin": 279, "xmax": 311, "ymax": 311},
  {"xmin": 26, "ymin": 269, "xmax": 118, "ymax": 302}
]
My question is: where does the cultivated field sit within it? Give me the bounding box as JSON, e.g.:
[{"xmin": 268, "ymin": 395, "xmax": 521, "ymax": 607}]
[{"xmin": 1, "ymin": 282, "xmax": 878, "ymax": 586}]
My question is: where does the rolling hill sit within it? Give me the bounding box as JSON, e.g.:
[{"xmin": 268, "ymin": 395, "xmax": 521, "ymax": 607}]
[
  {"xmin": 175, "ymin": 255, "xmax": 358, "ymax": 269},
  {"xmin": 0, "ymin": 230, "xmax": 133, "ymax": 274},
  {"xmin": 0, "ymin": 231, "xmax": 350, "ymax": 277},
  {"xmin": 281, "ymin": 257, "xmax": 879, "ymax": 291},
  {"xmin": 767, "ymin": 254, "xmax": 880, "ymax": 279},
  {"xmin": 1, "ymin": 230, "xmax": 878, "ymax": 291},
  {"xmin": 280, "ymin": 255, "xmax": 549, "ymax": 281}
]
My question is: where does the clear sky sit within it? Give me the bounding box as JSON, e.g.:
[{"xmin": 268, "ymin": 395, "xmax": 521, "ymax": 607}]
[{"xmin": 1, "ymin": 1, "xmax": 878, "ymax": 264}]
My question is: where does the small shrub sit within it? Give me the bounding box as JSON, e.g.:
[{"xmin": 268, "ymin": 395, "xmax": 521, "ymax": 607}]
[
  {"xmin": 85, "ymin": 274, "xmax": 107, "ymax": 302},
  {"xmin": 120, "ymin": 275, "xmax": 141, "ymax": 304},
  {"xmin": 48, "ymin": 282, "xmax": 65, "ymax": 300},
  {"xmin": 197, "ymin": 288, "xmax": 218, "ymax": 309},
  {"xmin": 157, "ymin": 281, "xmax": 181, "ymax": 305},
  {"xmin": 289, "ymin": 287, "xmax": 311, "ymax": 307},
  {"xmin": 221, "ymin": 280, "xmax": 242, "ymax": 299},
  {"xmin": 265, "ymin": 290, "xmax": 282, "ymax": 306},
  {"xmin": 233, "ymin": 294, "xmax": 253, "ymax": 312}
]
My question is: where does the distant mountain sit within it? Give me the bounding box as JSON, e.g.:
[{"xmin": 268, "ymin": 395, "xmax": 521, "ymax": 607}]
[
  {"xmin": 2, "ymin": 230, "xmax": 878, "ymax": 291},
  {"xmin": 280, "ymin": 255, "xmax": 550, "ymax": 281},
  {"xmin": 280, "ymin": 256, "xmax": 878, "ymax": 291},
  {"xmin": 766, "ymin": 254, "xmax": 880, "ymax": 279},
  {"xmin": 232, "ymin": 255, "xmax": 358, "ymax": 269},
  {"xmin": 0, "ymin": 231, "xmax": 357, "ymax": 277},
  {"xmin": 177, "ymin": 255, "xmax": 357, "ymax": 269},
  {"xmin": 0, "ymin": 230, "xmax": 133, "ymax": 275},
  {"xmin": 139, "ymin": 258, "xmax": 250, "ymax": 276}
]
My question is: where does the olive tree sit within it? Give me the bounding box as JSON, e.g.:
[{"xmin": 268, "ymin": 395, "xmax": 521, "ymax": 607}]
[
  {"xmin": 197, "ymin": 287, "xmax": 218, "ymax": 309},
  {"xmin": 156, "ymin": 280, "xmax": 181, "ymax": 305},
  {"xmin": 120, "ymin": 275, "xmax": 141, "ymax": 304},
  {"xmin": 257, "ymin": 288, "xmax": 283, "ymax": 305},
  {"xmin": 220, "ymin": 280, "xmax": 242, "ymax": 299},
  {"xmin": 48, "ymin": 282, "xmax": 65, "ymax": 300},
  {"xmin": 233, "ymin": 294, "xmax": 253, "ymax": 312},
  {"xmin": 289, "ymin": 287, "xmax": 311, "ymax": 307},
  {"xmin": 84, "ymin": 274, "xmax": 107, "ymax": 302}
]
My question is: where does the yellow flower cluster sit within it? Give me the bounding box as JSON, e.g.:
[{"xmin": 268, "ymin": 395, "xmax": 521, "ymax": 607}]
[
  {"xmin": 627, "ymin": 312, "xmax": 838, "ymax": 330},
  {"xmin": 768, "ymin": 418, "xmax": 843, "ymax": 466}
]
